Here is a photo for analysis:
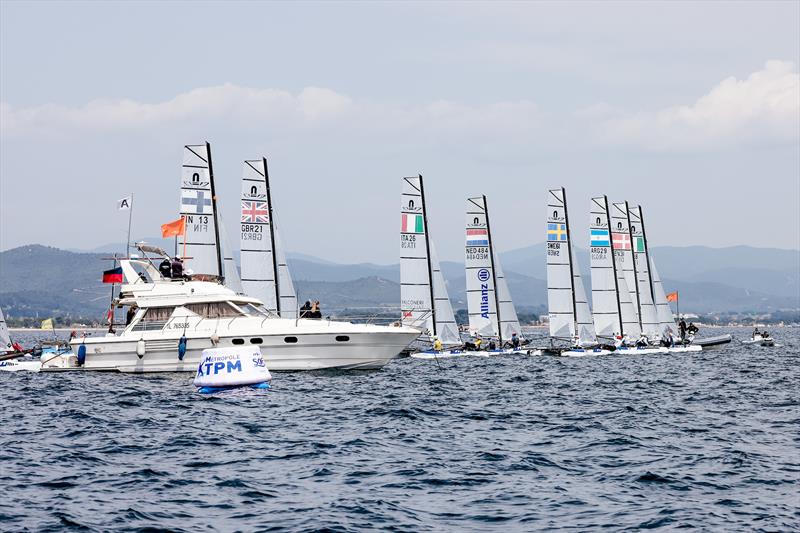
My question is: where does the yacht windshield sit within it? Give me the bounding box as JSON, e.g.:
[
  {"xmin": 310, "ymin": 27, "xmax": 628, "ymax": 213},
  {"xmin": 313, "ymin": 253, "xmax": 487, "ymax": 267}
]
[{"xmin": 231, "ymin": 302, "xmax": 273, "ymax": 318}]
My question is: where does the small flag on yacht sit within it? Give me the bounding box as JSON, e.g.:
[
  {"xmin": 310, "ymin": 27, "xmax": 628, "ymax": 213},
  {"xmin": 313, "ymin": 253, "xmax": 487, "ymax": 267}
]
[
  {"xmin": 102, "ymin": 267, "xmax": 123, "ymax": 284},
  {"xmin": 666, "ymin": 291, "xmax": 678, "ymax": 302},
  {"xmin": 466, "ymin": 228, "xmax": 489, "ymax": 246},
  {"xmin": 40, "ymin": 318, "xmax": 54, "ymax": 330},
  {"xmin": 401, "ymin": 213, "xmax": 424, "ymax": 234},
  {"xmin": 547, "ymin": 223, "xmax": 567, "ymax": 241},
  {"xmin": 161, "ymin": 217, "xmax": 186, "ymax": 238},
  {"xmin": 612, "ymin": 232, "xmax": 631, "ymax": 250},
  {"xmin": 117, "ymin": 195, "xmax": 132, "ymax": 210}
]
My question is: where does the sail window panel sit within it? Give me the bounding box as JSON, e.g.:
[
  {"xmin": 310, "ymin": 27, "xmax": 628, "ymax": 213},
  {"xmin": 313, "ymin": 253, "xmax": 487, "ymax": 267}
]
[{"xmin": 184, "ymin": 302, "xmax": 243, "ymax": 318}]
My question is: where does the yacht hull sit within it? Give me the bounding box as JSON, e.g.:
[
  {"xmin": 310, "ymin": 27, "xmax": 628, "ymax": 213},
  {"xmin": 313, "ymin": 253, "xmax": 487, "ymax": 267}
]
[{"xmin": 69, "ymin": 328, "xmax": 419, "ymax": 373}]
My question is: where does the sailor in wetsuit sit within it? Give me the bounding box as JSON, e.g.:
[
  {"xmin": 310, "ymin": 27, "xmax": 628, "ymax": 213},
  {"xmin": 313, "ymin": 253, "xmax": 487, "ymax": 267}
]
[{"xmin": 678, "ymin": 318, "xmax": 687, "ymax": 343}]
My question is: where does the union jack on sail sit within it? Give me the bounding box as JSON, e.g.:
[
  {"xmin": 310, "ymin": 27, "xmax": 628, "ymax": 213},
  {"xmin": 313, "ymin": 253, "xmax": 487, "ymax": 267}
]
[{"xmin": 241, "ymin": 201, "xmax": 269, "ymax": 223}]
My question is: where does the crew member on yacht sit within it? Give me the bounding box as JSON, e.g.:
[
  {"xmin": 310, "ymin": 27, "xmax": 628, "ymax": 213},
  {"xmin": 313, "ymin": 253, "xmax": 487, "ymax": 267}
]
[
  {"xmin": 300, "ymin": 301, "xmax": 311, "ymax": 318},
  {"xmin": 126, "ymin": 305, "xmax": 137, "ymax": 325},
  {"xmin": 687, "ymin": 322, "xmax": 699, "ymax": 336},
  {"xmin": 158, "ymin": 258, "xmax": 172, "ymax": 279},
  {"xmin": 509, "ymin": 332, "xmax": 520, "ymax": 350},
  {"xmin": 678, "ymin": 318, "xmax": 687, "ymax": 343},
  {"xmin": 171, "ymin": 257, "xmax": 184, "ymax": 279}
]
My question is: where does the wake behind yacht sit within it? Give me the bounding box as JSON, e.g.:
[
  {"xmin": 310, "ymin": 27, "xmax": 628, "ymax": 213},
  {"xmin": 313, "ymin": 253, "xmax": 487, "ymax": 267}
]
[{"xmin": 67, "ymin": 259, "xmax": 420, "ymax": 372}]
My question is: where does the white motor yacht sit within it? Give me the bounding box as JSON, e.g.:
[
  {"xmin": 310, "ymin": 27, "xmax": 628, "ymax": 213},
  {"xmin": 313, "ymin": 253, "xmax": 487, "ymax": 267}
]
[{"xmin": 67, "ymin": 259, "xmax": 420, "ymax": 372}]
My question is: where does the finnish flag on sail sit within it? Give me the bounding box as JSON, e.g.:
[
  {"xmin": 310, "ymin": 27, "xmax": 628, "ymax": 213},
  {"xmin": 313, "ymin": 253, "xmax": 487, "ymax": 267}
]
[{"xmin": 117, "ymin": 195, "xmax": 132, "ymax": 210}]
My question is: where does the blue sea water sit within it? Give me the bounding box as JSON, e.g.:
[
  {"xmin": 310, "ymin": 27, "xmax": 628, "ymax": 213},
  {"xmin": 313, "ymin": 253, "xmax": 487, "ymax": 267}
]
[{"xmin": 1, "ymin": 327, "xmax": 798, "ymax": 532}]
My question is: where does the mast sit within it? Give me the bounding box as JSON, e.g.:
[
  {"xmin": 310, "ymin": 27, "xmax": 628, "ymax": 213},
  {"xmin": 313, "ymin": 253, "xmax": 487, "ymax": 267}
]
[
  {"xmin": 263, "ymin": 157, "xmax": 281, "ymax": 315},
  {"xmin": 484, "ymin": 195, "xmax": 503, "ymax": 343},
  {"xmin": 418, "ymin": 174, "xmax": 437, "ymax": 336},
  {"xmin": 206, "ymin": 141, "xmax": 223, "ymax": 279},
  {"xmin": 604, "ymin": 195, "xmax": 624, "ymax": 336},
  {"xmin": 562, "ymin": 187, "xmax": 578, "ymax": 338},
  {"xmin": 623, "ymin": 201, "xmax": 643, "ymax": 330}
]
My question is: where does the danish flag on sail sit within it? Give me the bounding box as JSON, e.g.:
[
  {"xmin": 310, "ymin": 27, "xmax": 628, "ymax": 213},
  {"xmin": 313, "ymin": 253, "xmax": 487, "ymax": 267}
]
[{"xmin": 612, "ymin": 232, "xmax": 631, "ymax": 250}]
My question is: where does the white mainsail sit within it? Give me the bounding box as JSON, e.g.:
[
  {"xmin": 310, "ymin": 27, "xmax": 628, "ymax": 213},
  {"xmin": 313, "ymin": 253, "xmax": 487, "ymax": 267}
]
[
  {"xmin": 650, "ymin": 257, "xmax": 677, "ymax": 336},
  {"xmin": 0, "ymin": 306, "xmax": 12, "ymax": 351},
  {"xmin": 628, "ymin": 205, "xmax": 660, "ymax": 338},
  {"xmin": 239, "ymin": 158, "xmax": 297, "ymax": 317},
  {"xmin": 240, "ymin": 158, "xmax": 279, "ymax": 312},
  {"xmin": 589, "ymin": 196, "xmax": 640, "ymax": 338},
  {"xmin": 464, "ymin": 195, "xmax": 519, "ymax": 343},
  {"xmin": 465, "ymin": 196, "xmax": 498, "ymax": 338},
  {"xmin": 572, "ymin": 247, "xmax": 596, "ymax": 344},
  {"xmin": 274, "ymin": 227, "xmax": 298, "ymax": 319},
  {"xmin": 400, "ymin": 175, "xmax": 460, "ymax": 346},
  {"xmin": 546, "ymin": 187, "xmax": 596, "ymax": 345},
  {"xmin": 429, "ymin": 241, "xmax": 461, "ymax": 345},
  {"xmin": 179, "ymin": 143, "xmax": 222, "ymax": 278},
  {"xmin": 217, "ymin": 203, "xmax": 243, "ymax": 294},
  {"xmin": 611, "ymin": 201, "xmax": 642, "ymax": 338},
  {"xmin": 494, "ymin": 251, "xmax": 522, "ymax": 341}
]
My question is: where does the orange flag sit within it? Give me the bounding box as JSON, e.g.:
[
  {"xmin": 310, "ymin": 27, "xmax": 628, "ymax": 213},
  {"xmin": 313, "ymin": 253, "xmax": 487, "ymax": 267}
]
[
  {"xmin": 666, "ymin": 291, "xmax": 679, "ymax": 302},
  {"xmin": 161, "ymin": 217, "xmax": 185, "ymax": 238}
]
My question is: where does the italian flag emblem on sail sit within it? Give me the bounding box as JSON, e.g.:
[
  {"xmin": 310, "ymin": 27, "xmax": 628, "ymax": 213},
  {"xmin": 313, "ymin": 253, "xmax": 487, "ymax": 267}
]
[{"xmin": 401, "ymin": 213, "xmax": 424, "ymax": 233}]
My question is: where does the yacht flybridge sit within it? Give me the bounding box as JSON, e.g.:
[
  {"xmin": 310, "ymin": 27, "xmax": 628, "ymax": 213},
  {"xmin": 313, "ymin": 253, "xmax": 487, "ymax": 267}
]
[{"xmin": 68, "ymin": 258, "xmax": 420, "ymax": 372}]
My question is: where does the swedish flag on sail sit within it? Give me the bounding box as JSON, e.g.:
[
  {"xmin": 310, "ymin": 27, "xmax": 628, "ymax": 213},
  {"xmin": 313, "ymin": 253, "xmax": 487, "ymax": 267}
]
[{"xmin": 547, "ymin": 223, "xmax": 567, "ymax": 241}]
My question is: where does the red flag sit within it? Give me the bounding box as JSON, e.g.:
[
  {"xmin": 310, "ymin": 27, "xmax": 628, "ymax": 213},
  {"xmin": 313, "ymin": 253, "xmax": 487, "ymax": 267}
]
[
  {"xmin": 102, "ymin": 267, "xmax": 123, "ymax": 284},
  {"xmin": 161, "ymin": 217, "xmax": 185, "ymax": 238},
  {"xmin": 666, "ymin": 291, "xmax": 679, "ymax": 302}
]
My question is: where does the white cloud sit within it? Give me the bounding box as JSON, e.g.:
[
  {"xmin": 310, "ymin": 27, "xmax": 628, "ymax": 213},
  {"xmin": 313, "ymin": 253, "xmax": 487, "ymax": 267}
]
[
  {"xmin": 599, "ymin": 60, "xmax": 800, "ymax": 150},
  {"xmin": 2, "ymin": 61, "xmax": 797, "ymax": 153}
]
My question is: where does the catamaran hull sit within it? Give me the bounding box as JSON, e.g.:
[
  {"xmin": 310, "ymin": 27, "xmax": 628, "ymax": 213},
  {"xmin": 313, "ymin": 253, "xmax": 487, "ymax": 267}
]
[{"xmin": 67, "ymin": 330, "xmax": 419, "ymax": 373}]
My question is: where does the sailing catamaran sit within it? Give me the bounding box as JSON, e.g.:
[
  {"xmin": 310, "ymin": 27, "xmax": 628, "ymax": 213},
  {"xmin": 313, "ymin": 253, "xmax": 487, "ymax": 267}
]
[
  {"xmin": 464, "ymin": 195, "xmax": 525, "ymax": 353},
  {"xmin": 240, "ymin": 158, "xmax": 298, "ymax": 318},
  {"xmin": 542, "ymin": 188, "xmax": 609, "ymax": 357},
  {"xmin": 400, "ymin": 175, "xmax": 463, "ymax": 359},
  {"xmin": 590, "ymin": 196, "xmax": 665, "ymax": 354}
]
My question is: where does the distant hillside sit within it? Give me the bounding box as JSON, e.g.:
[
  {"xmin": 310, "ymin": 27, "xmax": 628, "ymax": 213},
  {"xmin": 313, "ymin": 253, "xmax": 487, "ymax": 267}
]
[{"xmin": 1, "ymin": 244, "xmax": 797, "ymax": 318}]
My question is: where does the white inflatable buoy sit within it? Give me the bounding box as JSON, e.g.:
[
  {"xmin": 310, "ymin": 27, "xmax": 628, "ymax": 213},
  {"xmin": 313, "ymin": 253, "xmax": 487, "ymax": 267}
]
[{"xmin": 194, "ymin": 346, "xmax": 271, "ymax": 394}]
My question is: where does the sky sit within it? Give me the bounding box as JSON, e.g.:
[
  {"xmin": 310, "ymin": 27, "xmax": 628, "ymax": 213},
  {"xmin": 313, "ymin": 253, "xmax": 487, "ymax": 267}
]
[{"xmin": 1, "ymin": 1, "xmax": 798, "ymax": 264}]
